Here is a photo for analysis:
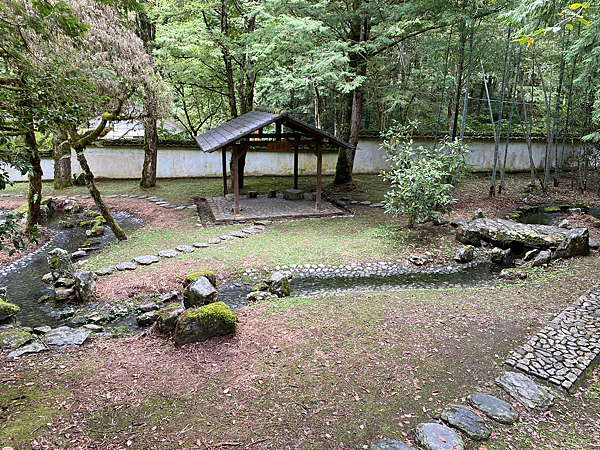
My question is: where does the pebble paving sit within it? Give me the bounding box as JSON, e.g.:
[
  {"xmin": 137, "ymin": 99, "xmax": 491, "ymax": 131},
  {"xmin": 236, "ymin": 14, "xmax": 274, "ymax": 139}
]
[{"xmin": 505, "ymin": 284, "xmax": 600, "ymax": 390}]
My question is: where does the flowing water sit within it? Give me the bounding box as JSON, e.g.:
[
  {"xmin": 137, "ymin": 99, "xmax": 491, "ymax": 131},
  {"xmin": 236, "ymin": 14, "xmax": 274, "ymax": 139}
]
[{"xmin": 0, "ymin": 212, "xmax": 143, "ymax": 328}]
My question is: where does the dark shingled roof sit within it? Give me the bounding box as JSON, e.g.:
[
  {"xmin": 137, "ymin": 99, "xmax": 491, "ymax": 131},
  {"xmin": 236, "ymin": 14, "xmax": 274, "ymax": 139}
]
[{"xmin": 194, "ymin": 109, "xmax": 353, "ymax": 153}]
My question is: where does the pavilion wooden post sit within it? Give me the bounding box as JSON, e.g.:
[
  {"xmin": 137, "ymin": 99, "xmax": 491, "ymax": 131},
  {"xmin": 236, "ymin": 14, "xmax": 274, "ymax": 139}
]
[
  {"xmin": 316, "ymin": 144, "xmax": 323, "ymax": 210},
  {"xmin": 293, "ymin": 145, "xmax": 299, "ymax": 189},
  {"xmin": 232, "ymin": 144, "xmax": 240, "ymax": 215},
  {"xmin": 221, "ymin": 148, "xmax": 228, "ymax": 196}
]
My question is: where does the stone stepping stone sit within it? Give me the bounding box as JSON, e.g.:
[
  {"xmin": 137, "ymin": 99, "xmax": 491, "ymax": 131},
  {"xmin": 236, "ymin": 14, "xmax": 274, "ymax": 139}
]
[
  {"xmin": 251, "ymin": 225, "xmax": 266, "ymax": 231},
  {"xmin": 441, "ymin": 405, "xmax": 491, "ymax": 440},
  {"xmin": 129, "ymin": 195, "xmax": 139, "ymax": 198},
  {"xmin": 155, "ymin": 201, "xmax": 169, "ymax": 206},
  {"xmin": 134, "ymin": 255, "xmax": 159, "ymax": 265},
  {"xmin": 187, "ymin": 205, "xmax": 198, "ymax": 209},
  {"xmin": 414, "ymin": 423, "xmax": 464, "ymax": 450},
  {"xmin": 158, "ymin": 249, "xmax": 178, "ymax": 258},
  {"xmin": 106, "ymin": 194, "xmax": 119, "ymax": 198},
  {"xmin": 176, "ymin": 245, "xmax": 195, "ymax": 253},
  {"xmin": 119, "ymin": 194, "xmax": 129, "ymax": 198},
  {"xmin": 83, "ymin": 324, "xmax": 103, "ymax": 332},
  {"xmin": 242, "ymin": 228, "xmax": 260, "ymax": 234},
  {"xmin": 0, "ymin": 193, "xmax": 10, "ymax": 197},
  {"xmin": 149, "ymin": 198, "xmax": 164, "ymax": 202},
  {"xmin": 371, "ymin": 203, "xmax": 385, "ymax": 207},
  {"xmin": 230, "ymin": 231, "xmax": 247, "ymax": 239},
  {"xmin": 45, "ymin": 326, "xmax": 90, "ymax": 350},
  {"xmin": 360, "ymin": 201, "xmax": 371, "ymax": 205},
  {"xmin": 219, "ymin": 235, "xmax": 232, "ymax": 240},
  {"xmin": 95, "ymin": 267, "xmax": 113, "ymax": 276},
  {"xmin": 137, "ymin": 195, "xmax": 148, "ymax": 199},
  {"xmin": 496, "ymin": 372, "xmax": 554, "ymax": 411},
  {"xmin": 370, "ymin": 440, "xmax": 413, "ymax": 450},
  {"xmin": 350, "ymin": 200, "xmax": 359, "ymax": 204},
  {"xmin": 469, "ymin": 392, "xmax": 518, "ymax": 424},
  {"xmin": 116, "ymin": 262, "xmax": 137, "ymax": 271},
  {"xmin": 255, "ymin": 220, "xmax": 272, "ymax": 226},
  {"xmin": 8, "ymin": 342, "xmax": 47, "ymax": 358},
  {"xmin": 192, "ymin": 242, "xmax": 209, "ymax": 248},
  {"xmin": 208, "ymin": 238, "xmax": 221, "ymax": 244},
  {"xmin": 175, "ymin": 206, "xmax": 187, "ymax": 210}
]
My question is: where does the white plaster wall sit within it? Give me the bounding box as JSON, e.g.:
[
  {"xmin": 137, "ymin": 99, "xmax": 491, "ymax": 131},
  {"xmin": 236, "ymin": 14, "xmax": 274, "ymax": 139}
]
[{"xmin": 3, "ymin": 137, "xmax": 578, "ymax": 181}]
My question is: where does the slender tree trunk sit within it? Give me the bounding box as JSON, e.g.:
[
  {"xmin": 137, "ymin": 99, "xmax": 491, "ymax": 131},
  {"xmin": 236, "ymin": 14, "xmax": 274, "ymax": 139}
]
[
  {"xmin": 434, "ymin": 24, "xmax": 454, "ymax": 149},
  {"xmin": 500, "ymin": 49, "xmax": 521, "ymax": 194},
  {"xmin": 74, "ymin": 147, "xmax": 127, "ymax": 241},
  {"xmin": 534, "ymin": 53, "xmax": 553, "ymax": 189},
  {"xmin": 518, "ymin": 59, "xmax": 543, "ymax": 189},
  {"xmin": 140, "ymin": 116, "xmax": 158, "ymax": 188},
  {"xmin": 459, "ymin": 20, "xmax": 475, "ymax": 144},
  {"xmin": 481, "ymin": 62, "xmax": 498, "ymax": 197},
  {"xmin": 25, "ymin": 128, "xmax": 42, "ymax": 231},
  {"xmin": 450, "ymin": 4, "xmax": 468, "ymax": 140},
  {"xmin": 53, "ymin": 130, "xmax": 72, "ymax": 190}
]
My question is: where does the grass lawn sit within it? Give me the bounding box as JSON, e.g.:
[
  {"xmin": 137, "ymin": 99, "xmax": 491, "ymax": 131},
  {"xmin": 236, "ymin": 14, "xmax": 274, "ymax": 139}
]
[{"xmin": 1, "ymin": 172, "xmax": 600, "ymax": 449}]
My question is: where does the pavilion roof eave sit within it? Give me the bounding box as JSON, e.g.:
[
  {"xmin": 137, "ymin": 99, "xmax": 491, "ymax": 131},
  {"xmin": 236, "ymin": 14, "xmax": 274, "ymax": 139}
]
[{"xmin": 194, "ymin": 109, "xmax": 353, "ymax": 153}]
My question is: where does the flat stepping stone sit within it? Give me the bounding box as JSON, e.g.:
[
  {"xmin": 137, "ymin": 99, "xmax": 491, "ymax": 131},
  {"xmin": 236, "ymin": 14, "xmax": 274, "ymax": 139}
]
[
  {"xmin": 175, "ymin": 206, "xmax": 187, "ymax": 210},
  {"xmin": 155, "ymin": 201, "xmax": 169, "ymax": 206},
  {"xmin": 371, "ymin": 440, "xmax": 413, "ymax": 450},
  {"xmin": 8, "ymin": 342, "xmax": 47, "ymax": 358},
  {"xmin": 106, "ymin": 195, "xmax": 119, "ymax": 198},
  {"xmin": 360, "ymin": 201, "xmax": 371, "ymax": 205},
  {"xmin": 469, "ymin": 392, "xmax": 518, "ymax": 424},
  {"xmin": 371, "ymin": 203, "xmax": 385, "ymax": 207},
  {"xmin": 208, "ymin": 238, "xmax": 221, "ymax": 244},
  {"xmin": 176, "ymin": 245, "xmax": 195, "ymax": 253},
  {"xmin": 45, "ymin": 326, "xmax": 90, "ymax": 350},
  {"xmin": 83, "ymin": 324, "xmax": 103, "ymax": 332},
  {"xmin": 414, "ymin": 423, "xmax": 464, "ymax": 450},
  {"xmin": 219, "ymin": 235, "xmax": 232, "ymax": 240},
  {"xmin": 441, "ymin": 405, "xmax": 491, "ymax": 440},
  {"xmin": 251, "ymin": 225, "xmax": 265, "ymax": 231},
  {"xmin": 95, "ymin": 267, "xmax": 113, "ymax": 276},
  {"xmin": 137, "ymin": 195, "xmax": 148, "ymax": 199},
  {"xmin": 350, "ymin": 200, "xmax": 359, "ymax": 204},
  {"xmin": 134, "ymin": 255, "xmax": 159, "ymax": 265},
  {"xmin": 496, "ymin": 372, "xmax": 554, "ymax": 411},
  {"xmin": 116, "ymin": 262, "xmax": 137, "ymax": 271},
  {"xmin": 254, "ymin": 220, "xmax": 272, "ymax": 226},
  {"xmin": 187, "ymin": 205, "xmax": 198, "ymax": 209},
  {"xmin": 230, "ymin": 231, "xmax": 247, "ymax": 238},
  {"xmin": 242, "ymin": 228, "xmax": 260, "ymax": 234},
  {"xmin": 193, "ymin": 242, "xmax": 209, "ymax": 248},
  {"xmin": 158, "ymin": 249, "xmax": 178, "ymax": 258}
]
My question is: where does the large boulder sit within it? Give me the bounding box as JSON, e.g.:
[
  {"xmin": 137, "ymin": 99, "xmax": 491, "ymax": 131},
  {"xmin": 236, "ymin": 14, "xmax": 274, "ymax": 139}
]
[
  {"xmin": 553, "ymin": 228, "xmax": 590, "ymax": 260},
  {"xmin": 268, "ymin": 272, "xmax": 291, "ymax": 297},
  {"xmin": 156, "ymin": 303, "xmax": 185, "ymax": 333},
  {"xmin": 74, "ymin": 271, "xmax": 97, "ymax": 303},
  {"xmin": 183, "ymin": 276, "xmax": 217, "ymax": 308},
  {"xmin": 174, "ymin": 302, "xmax": 236, "ymax": 346},
  {"xmin": 47, "ymin": 248, "xmax": 75, "ymax": 281},
  {"xmin": 454, "ymin": 246, "xmax": 474, "ymax": 263}
]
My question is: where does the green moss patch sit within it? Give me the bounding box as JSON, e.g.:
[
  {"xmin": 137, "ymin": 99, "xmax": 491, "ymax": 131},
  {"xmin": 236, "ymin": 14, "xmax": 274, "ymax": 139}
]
[{"xmin": 0, "ymin": 299, "xmax": 20, "ymax": 317}]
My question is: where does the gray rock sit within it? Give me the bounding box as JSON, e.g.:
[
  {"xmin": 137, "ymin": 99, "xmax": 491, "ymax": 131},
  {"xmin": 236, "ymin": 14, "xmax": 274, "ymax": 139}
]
[
  {"xmin": 176, "ymin": 245, "xmax": 195, "ymax": 253},
  {"xmin": 208, "ymin": 238, "xmax": 221, "ymax": 244},
  {"xmin": 454, "ymin": 246, "xmax": 474, "ymax": 263},
  {"xmin": 83, "ymin": 324, "xmax": 103, "ymax": 332},
  {"xmin": 268, "ymin": 272, "xmax": 291, "ymax": 297},
  {"xmin": 230, "ymin": 231, "xmax": 247, "ymax": 239},
  {"xmin": 370, "ymin": 440, "xmax": 413, "ymax": 450},
  {"xmin": 54, "ymin": 288, "xmax": 75, "ymax": 302},
  {"xmin": 414, "ymin": 423, "xmax": 464, "ymax": 450},
  {"xmin": 47, "ymin": 248, "xmax": 75, "ymax": 280},
  {"xmin": 590, "ymin": 238, "xmax": 599, "ymax": 249},
  {"xmin": 95, "ymin": 267, "xmax": 113, "ymax": 276},
  {"xmin": 490, "ymin": 247, "xmax": 509, "ymax": 265},
  {"xmin": 134, "ymin": 255, "xmax": 160, "ymax": 265},
  {"xmin": 193, "ymin": 242, "xmax": 209, "ymax": 248},
  {"xmin": 136, "ymin": 311, "xmax": 159, "ymax": 327},
  {"xmin": 283, "ymin": 189, "xmax": 304, "ymax": 200},
  {"xmin": 174, "ymin": 302, "xmax": 236, "ymax": 346},
  {"xmin": 553, "ymin": 228, "xmax": 590, "ymax": 259},
  {"xmin": 139, "ymin": 302, "xmax": 159, "ymax": 313},
  {"xmin": 496, "ymin": 371, "xmax": 554, "ymax": 411},
  {"xmin": 524, "ymin": 249, "xmax": 539, "ymax": 261},
  {"xmin": 45, "ymin": 326, "xmax": 90, "ymax": 349},
  {"xmin": 74, "ymin": 271, "xmax": 97, "ymax": 303},
  {"xmin": 158, "ymin": 249, "xmax": 178, "ymax": 258},
  {"xmin": 116, "ymin": 262, "xmax": 137, "ymax": 271},
  {"xmin": 558, "ymin": 219, "xmax": 571, "ymax": 229},
  {"xmin": 156, "ymin": 304, "xmax": 185, "ymax": 333},
  {"xmin": 0, "ymin": 330, "xmax": 34, "ymax": 350},
  {"xmin": 70, "ymin": 250, "xmax": 87, "ymax": 260},
  {"xmin": 472, "ymin": 208, "xmax": 485, "ymax": 220},
  {"xmin": 532, "ymin": 250, "xmax": 552, "ymax": 267},
  {"xmin": 33, "ymin": 326, "xmax": 52, "ymax": 335},
  {"xmin": 7, "ymin": 342, "xmax": 47, "ymax": 358},
  {"xmin": 441, "ymin": 405, "xmax": 491, "ymax": 440},
  {"xmin": 499, "ymin": 268, "xmax": 528, "ymax": 280},
  {"xmin": 469, "ymin": 392, "xmax": 519, "ymax": 424},
  {"xmin": 183, "ymin": 276, "xmax": 218, "ymax": 308},
  {"xmin": 409, "ymin": 255, "xmax": 428, "ymax": 266}
]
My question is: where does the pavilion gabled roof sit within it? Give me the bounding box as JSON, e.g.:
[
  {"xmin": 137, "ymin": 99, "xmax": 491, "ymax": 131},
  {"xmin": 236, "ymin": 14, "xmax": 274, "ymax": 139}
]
[{"xmin": 194, "ymin": 108, "xmax": 353, "ymax": 153}]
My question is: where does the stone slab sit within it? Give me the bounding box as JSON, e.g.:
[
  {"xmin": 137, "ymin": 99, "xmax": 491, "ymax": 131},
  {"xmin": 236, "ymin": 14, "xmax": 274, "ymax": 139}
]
[
  {"xmin": 496, "ymin": 372, "xmax": 554, "ymax": 411},
  {"xmin": 116, "ymin": 262, "xmax": 137, "ymax": 271},
  {"xmin": 134, "ymin": 255, "xmax": 159, "ymax": 265},
  {"xmin": 469, "ymin": 392, "xmax": 519, "ymax": 424},
  {"xmin": 158, "ymin": 249, "xmax": 178, "ymax": 258},
  {"xmin": 441, "ymin": 405, "xmax": 491, "ymax": 440},
  {"xmin": 414, "ymin": 423, "xmax": 464, "ymax": 450},
  {"xmin": 176, "ymin": 245, "xmax": 195, "ymax": 253}
]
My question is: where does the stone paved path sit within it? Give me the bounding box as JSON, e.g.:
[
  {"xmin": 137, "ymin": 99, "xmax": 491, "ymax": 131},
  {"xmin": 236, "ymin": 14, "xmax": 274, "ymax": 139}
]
[{"xmin": 506, "ymin": 285, "xmax": 600, "ymax": 391}]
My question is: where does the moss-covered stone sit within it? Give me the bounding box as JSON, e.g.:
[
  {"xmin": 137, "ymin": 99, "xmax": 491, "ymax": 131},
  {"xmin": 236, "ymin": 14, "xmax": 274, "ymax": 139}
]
[
  {"xmin": 573, "ymin": 200, "xmax": 589, "ymax": 211},
  {"xmin": 174, "ymin": 302, "xmax": 236, "ymax": 346},
  {"xmin": 41, "ymin": 197, "xmax": 52, "ymax": 206},
  {"xmin": 60, "ymin": 220, "xmax": 74, "ymax": 229},
  {"xmin": 186, "ymin": 270, "xmax": 216, "ymax": 288},
  {"xmin": 0, "ymin": 329, "xmax": 33, "ymax": 350},
  {"xmin": 251, "ymin": 282, "xmax": 269, "ymax": 292},
  {"xmin": 156, "ymin": 302, "xmax": 185, "ymax": 334},
  {"xmin": 84, "ymin": 209, "xmax": 102, "ymax": 218},
  {"xmin": 78, "ymin": 220, "xmax": 94, "ymax": 228},
  {"xmin": 86, "ymin": 225, "xmax": 105, "ymax": 237},
  {"xmin": 0, "ymin": 299, "xmax": 20, "ymax": 321},
  {"xmin": 543, "ymin": 206, "xmax": 561, "ymax": 213}
]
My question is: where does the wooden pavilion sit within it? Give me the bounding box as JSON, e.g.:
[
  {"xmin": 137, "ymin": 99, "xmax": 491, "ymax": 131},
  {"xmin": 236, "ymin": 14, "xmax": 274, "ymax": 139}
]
[{"xmin": 194, "ymin": 107, "xmax": 354, "ymax": 215}]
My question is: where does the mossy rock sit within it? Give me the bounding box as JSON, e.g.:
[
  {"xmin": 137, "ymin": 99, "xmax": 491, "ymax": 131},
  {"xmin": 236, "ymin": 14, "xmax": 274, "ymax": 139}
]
[
  {"xmin": 0, "ymin": 299, "xmax": 20, "ymax": 322},
  {"xmin": 251, "ymin": 282, "xmax": 269, "ymax": 292},
  {"xmin": 156, "ymin": 303, "xmax": 185, "ymax": 334},
  {"xmin": 86, "ymin": 225, "xmax": 105, "ymax": 237},
  {"xmin": 174, "ymin": 302, "xmax": 236, "ymax": 346},
  {"xmin": 186, "ymin": 270, "xmax": 216, "ymax": 288},
  {"xmin": 83, "ymin": 210, "xmax": 102, "ymax": 218},
  {"xmin": 0, "ymin": 329, "xmax": 33, "ymax": 350},
  {"xmin": 572, "ymin": 200, "xmax": 589, "ymax": 211},
  {"xmin": 40, "ymin": 197, "xmax": 52, "ymax": 206},
  {"xmin": 78, "ymin": 220, "xmax": 94, "ymax": 228},
  {"xmin": 543, "ymin": 206, "xmax": 561, "ymax": 213},
  {"xmin": 60, "ymin": 220, "xmax": 75, "ymax": 229}
]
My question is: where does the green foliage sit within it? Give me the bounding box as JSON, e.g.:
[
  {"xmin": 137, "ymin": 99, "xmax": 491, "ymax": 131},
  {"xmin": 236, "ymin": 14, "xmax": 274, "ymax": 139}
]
[
  {"xmin": 334, "ymin": 148, "xmax": 352, "ymax": 185},
  {"xmin": 381, "ymin": 126, "xmax": 469, "ymax": 227}
]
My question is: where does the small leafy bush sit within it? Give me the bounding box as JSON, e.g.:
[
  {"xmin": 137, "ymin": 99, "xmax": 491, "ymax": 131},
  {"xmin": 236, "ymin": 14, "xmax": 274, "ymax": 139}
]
[{"xmin": 381, "ymin": 127, "xmax": 469, "ymax": 227}]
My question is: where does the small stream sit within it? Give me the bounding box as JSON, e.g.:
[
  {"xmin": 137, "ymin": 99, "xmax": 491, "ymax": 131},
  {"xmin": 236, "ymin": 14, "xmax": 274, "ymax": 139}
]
[{"xmin": 0, "ymin": 212, "xmax": 143, "ymax": 328}]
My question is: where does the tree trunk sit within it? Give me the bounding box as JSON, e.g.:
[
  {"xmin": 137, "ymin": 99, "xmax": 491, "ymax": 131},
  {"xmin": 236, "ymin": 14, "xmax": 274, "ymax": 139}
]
[
  {"xmin": 347, "ymin": 85, "xmax": 363, "ymax": 170},
  {"xmin": 75, "ymin": 147, "xmax": 127, "ymax": 241},
  {"xmin": 25, "ymin": 129, "xmax": 42, "ymax": 231},
  {"xmin": 52, "ymin": 130, "xmax": 72, "ymax": 190},
  {"xmin": 140, "ymin": 116, "xmax": 158, "ymax": 188},
  {"xmin": 450, "ymin": 10, "xmax": 468, "ymax": 140}
]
